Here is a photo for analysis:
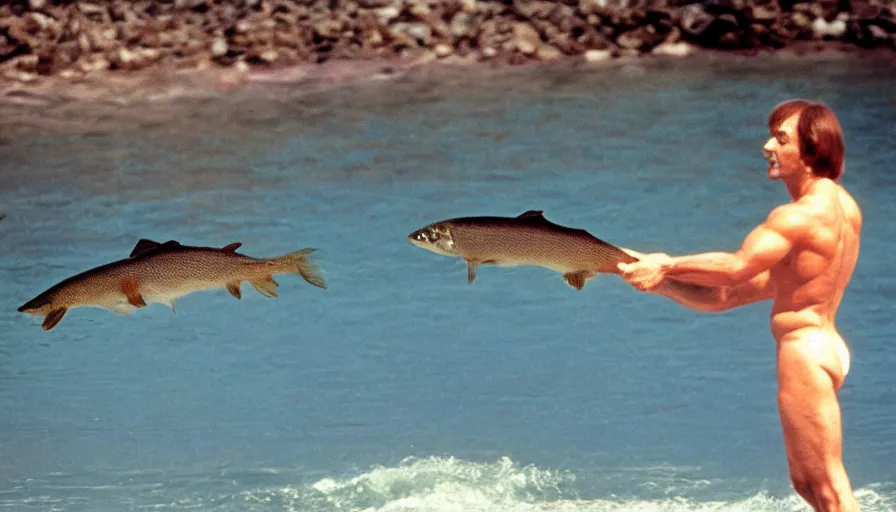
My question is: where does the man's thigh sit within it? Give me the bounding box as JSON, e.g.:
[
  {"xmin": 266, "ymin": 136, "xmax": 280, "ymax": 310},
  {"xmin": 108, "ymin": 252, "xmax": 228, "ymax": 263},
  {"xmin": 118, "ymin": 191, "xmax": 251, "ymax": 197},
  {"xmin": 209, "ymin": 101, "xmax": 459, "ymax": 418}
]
[{"xmin": 776, "ymin": 340, "xmax": 846, "ymax": 480}]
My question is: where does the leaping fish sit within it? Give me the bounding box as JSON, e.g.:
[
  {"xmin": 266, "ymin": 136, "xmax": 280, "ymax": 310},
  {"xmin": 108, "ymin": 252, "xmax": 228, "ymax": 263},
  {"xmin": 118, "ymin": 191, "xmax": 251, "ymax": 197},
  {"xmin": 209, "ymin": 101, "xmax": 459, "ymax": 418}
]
[
  {"xmin": 408, "ymin": 210, "xmax": 638, "ymax": 290},
  {"xmin": 17, "ymin": 239, "xmax": 327, "ymax": 331}
]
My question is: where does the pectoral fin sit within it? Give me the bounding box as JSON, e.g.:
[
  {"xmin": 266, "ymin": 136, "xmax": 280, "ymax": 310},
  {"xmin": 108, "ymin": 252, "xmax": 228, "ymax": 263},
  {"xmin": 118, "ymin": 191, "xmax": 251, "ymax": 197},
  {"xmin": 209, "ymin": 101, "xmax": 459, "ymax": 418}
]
[
  {"xmin": 563, "ymin": 270, "xmax": 596, "ymax": 291},
  {"xmin": 41, "ymin": 308, "xmax": 67, "ymax": 330},
  {"xmin": 466, "ymin": 261, "xmax": 479, "ymax": 284},
  {"xmin": 226, "ymin": 281, "xmax": 242, "ymax": 299},
  {"xmin": 120, "ymin": 276, "xmax": 147, "ymax": 307},
  {"xmin": 250, "ymin": 276, "xmax": 279, "ymax": 298}
]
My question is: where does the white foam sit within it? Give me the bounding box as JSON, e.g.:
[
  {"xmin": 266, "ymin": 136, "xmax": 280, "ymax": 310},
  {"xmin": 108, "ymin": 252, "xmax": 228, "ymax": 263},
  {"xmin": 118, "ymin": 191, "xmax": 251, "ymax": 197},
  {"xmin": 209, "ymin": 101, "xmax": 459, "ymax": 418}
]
[{"xmin": 238, "ymin": 456, "xmax": 895, "ymax": 512}]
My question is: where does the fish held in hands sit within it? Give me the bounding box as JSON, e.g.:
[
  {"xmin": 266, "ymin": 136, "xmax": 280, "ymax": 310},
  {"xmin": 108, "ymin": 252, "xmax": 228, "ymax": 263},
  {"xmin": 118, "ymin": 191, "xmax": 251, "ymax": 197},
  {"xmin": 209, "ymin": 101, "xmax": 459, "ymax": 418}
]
[
  {"xmin": 408, "ymin": 210, "xmax": 638, "ymax": 290},
  {"xmin": 18, "ymin": 239, "xmax": 327, "ymax": 331}
]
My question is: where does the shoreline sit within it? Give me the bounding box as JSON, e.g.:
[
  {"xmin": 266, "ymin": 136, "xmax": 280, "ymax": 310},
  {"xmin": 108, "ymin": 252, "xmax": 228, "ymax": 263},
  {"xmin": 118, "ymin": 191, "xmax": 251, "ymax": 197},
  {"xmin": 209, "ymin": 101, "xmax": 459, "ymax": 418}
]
[
  {"xmin": 1, "ymin": 40, "xmax": 892, "ymax": 108},
  {"xmin": 1, "ymin": 0, "xmax": 895, "ymax": 102}
]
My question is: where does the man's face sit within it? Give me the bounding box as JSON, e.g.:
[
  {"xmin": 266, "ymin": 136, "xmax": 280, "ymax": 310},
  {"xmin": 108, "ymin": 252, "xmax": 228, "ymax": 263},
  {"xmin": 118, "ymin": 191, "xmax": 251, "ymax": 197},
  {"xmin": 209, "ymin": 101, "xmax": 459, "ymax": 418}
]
[{"xmin": 762, "ymin": 114, "xmax": 804, "ymax": 180}]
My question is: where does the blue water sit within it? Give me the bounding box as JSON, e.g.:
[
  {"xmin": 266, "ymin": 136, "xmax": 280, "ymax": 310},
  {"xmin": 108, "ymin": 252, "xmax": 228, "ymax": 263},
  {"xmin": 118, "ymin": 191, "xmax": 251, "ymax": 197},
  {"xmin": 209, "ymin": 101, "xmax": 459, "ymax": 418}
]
[{"xmin": 2, "ymin": 54, "xmax": 895, "ymax": 511}]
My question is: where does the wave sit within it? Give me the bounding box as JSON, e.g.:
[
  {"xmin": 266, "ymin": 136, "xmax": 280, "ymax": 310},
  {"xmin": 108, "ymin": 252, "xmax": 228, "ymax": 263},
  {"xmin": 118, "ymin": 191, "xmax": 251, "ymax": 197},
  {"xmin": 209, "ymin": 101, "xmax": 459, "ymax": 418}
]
[
  {"xmin": 241, "ymin": 456, "xmax": 894, "ymax": 512},
  {"xmin": 4, "ymin": 456, "xmax": 892, "ymax": 511}
]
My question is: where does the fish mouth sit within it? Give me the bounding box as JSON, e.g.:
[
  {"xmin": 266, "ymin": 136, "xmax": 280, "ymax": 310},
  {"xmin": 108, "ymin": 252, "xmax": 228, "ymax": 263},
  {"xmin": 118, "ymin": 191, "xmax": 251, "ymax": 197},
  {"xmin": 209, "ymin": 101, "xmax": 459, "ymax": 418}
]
[
  {"xmin": 408, "ymin": 224, "xmax": 456, "ymax": 256},
  {"xmin": 18, "ymin": 295, "xmax": 49, "ymax": 313},
  {"xmin": 408, "ymin": 229, "xmax": 427, "ymax": 246},
  {"xmin": 408, "ymin": 226, "xmax": 442, "ymax": 247}
]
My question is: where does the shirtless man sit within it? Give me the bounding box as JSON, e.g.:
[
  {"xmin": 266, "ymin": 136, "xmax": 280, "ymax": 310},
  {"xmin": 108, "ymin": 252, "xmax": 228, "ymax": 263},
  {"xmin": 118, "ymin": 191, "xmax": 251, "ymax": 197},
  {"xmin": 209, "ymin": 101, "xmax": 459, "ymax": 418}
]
[{"xmin": 617, "ymin": 99, "xmax": 862, "ymax": 512}]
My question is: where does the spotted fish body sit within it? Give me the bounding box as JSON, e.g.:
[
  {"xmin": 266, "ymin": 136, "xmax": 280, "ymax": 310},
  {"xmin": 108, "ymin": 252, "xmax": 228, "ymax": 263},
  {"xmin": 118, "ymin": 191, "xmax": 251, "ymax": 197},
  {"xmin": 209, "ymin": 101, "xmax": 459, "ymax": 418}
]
[
  {"xmin": 408, "ymin": 210, "xmax": 638, "ymax": 290},
  {"xmin": 17, "ymin": 239, "xmax": 327, "ymax": 331}
]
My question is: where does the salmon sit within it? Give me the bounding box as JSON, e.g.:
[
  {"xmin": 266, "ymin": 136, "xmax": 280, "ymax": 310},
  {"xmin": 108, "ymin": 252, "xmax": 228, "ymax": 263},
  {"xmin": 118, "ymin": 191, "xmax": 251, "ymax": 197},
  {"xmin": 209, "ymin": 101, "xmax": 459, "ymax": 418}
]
[
  {"xmin": 17, "ymin": 239, "xmax": 327, "ymax": 331},
  {"xmin": 408, "ymin": 210, "xmax": 638, "ymax": 290}
]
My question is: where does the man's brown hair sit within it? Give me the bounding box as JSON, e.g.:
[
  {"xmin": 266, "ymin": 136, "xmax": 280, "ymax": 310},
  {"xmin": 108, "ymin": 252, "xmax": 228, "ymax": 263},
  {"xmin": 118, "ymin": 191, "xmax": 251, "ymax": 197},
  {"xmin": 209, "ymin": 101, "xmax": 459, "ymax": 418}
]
[{"xmin": 768, "ymin": 99, "xmax": 846, "ymax": 181}]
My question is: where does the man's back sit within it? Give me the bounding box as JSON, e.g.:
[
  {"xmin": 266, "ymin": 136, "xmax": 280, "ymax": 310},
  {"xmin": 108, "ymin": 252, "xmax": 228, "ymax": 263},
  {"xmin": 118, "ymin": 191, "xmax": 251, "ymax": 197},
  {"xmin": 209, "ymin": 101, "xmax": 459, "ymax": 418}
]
[{"xmin": 769, "ymin": 179, "xmax": 862, "ymax": 341}]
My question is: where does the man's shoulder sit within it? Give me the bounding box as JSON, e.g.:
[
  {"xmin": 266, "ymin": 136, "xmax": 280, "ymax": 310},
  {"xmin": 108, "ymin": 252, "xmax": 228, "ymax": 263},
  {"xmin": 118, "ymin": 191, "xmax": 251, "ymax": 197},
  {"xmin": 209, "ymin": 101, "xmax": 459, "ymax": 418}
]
[
  {"xmin": 815, "ymin": 179, "xmax": 863, "ymax": 230},
  {"xmin": 769, "ymin": 182, "xmax": 861, "ymax": 235},
  {"xmin": 766, "ymin": 203, "xmax": 813, "ymax": 232}
]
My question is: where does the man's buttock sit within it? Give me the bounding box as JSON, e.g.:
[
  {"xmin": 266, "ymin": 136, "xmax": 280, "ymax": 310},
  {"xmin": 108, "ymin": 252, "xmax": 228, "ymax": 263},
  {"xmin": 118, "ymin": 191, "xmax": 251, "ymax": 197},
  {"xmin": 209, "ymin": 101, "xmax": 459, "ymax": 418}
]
[{"xmin": 782, "ymin": 328, "xmax": 851, "ymax": 389}]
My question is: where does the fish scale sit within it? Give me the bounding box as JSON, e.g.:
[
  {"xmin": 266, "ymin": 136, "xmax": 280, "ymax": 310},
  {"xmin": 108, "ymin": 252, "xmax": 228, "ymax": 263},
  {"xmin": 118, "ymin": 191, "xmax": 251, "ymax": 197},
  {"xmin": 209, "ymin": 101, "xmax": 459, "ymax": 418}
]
[
  {"xmin": 17, "ymin": 239, "xmax": 327, "ymax": 331},
  {"xmin": 409, "ymin": 210, "xmax": 638, "ymax": 290}
]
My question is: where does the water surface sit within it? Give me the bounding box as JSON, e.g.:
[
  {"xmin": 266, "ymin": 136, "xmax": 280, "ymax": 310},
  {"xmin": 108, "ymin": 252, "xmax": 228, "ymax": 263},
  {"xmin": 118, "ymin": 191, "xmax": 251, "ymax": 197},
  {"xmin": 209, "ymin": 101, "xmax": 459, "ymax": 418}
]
[{"xmin": 2, "ymin": 54, "xmax": 895, "ymax": 511}]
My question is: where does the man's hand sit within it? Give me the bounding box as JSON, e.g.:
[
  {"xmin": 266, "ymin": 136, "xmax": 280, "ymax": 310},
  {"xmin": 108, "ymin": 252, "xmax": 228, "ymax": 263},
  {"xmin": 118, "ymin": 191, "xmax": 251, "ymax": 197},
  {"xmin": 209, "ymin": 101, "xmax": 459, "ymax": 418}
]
[{"xmin": 618, "ymin": 252, "xmax": 673, "ymax": 292}]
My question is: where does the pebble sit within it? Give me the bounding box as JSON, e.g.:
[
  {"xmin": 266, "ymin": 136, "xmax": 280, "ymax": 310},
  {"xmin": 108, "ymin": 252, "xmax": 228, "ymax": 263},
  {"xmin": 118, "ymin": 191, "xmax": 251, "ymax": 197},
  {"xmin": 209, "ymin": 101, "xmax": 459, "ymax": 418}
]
[{"xmin": 0, "ymin": 0, "xmax": 894, "ymax": 82}]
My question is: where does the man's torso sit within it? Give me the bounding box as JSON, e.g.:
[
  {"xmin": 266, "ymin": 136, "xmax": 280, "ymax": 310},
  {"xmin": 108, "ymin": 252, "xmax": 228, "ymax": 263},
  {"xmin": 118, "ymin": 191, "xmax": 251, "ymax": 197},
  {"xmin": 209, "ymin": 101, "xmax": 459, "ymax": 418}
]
[{"xmin": 768, "ymin": 179, "xmax": 862, "ymax": 342}]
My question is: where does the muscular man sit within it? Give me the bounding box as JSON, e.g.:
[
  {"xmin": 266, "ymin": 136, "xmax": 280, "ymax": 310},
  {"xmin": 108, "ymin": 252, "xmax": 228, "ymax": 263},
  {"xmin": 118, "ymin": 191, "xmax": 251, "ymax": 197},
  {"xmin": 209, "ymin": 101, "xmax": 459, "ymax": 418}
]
[{"xmin": 617, "ymin": 99, "xmax": 862, "ymax": 512}]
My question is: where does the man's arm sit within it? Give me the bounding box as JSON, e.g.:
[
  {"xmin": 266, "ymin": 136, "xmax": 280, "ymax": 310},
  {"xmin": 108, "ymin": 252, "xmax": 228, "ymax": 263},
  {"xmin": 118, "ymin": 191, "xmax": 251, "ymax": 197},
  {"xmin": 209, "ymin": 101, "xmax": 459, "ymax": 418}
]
[
  {"xmin": 618, "ymin": 247, "xmax": 775, "ymax": 312},
  {"xmin": 650, "ymin": 270, "xmax": 775, "ymax": 313},
  {"xmin": 620, "ymin": 206, "xmax": 805, "ymax": 290}
]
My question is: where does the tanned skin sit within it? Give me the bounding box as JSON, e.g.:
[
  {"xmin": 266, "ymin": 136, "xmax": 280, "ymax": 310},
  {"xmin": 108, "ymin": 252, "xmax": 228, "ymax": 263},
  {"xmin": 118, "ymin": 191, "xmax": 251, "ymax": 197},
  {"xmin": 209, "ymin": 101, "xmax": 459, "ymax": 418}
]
[{"xmin": 618, "ymin": 101, "xmax": 861, "ymax": 512}]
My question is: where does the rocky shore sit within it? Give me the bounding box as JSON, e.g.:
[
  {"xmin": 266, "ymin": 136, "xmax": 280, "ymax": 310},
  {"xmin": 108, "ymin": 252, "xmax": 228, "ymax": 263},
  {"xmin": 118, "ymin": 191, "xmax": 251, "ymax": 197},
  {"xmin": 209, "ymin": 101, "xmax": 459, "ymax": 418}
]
[{"xmin": 1, "ymin": 0, "xmax": 895, "ymax": 85}]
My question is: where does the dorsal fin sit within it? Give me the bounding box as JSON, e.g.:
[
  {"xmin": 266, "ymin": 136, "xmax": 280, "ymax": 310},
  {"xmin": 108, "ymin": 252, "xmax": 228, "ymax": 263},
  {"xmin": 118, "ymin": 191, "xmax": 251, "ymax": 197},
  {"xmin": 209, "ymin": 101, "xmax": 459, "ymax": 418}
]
[
  {"xmin": 517, "ymin": 210, "xmax": 544, "ymax": 219},
  {"xmin": 130, "ymin": 239, "xmax": 162, "ymax": 258},
  {"xmin": 130, "ymin": 239, "xmax": 183, "ymax": 258},
  {"xmin": 221, "ymin": 242, "xmax": 242, "ymax": 252},
  {"xmin": 515, "ymin": 210, "xmax": 554, "ymax": 226}
]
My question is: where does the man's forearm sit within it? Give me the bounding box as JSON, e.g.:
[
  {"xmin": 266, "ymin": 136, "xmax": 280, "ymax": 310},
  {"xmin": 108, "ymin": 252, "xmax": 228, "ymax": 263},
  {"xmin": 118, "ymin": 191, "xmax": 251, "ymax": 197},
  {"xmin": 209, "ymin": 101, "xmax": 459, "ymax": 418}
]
[
  {"xmin": 663, "ymin": 252, "xmax": 746, "ymax": 287},
  {"xmin": 650, "ymin": 278, "xmax": 730, "ymax": 313}
]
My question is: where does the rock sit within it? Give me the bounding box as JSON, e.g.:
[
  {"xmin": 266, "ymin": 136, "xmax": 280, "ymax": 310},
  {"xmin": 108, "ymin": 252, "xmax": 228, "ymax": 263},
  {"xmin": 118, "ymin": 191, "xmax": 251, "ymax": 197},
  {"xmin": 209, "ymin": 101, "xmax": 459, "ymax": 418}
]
[
  {"xmin": 459, "ymin": 0, "xmax": 478, "ymax": 13},
  {"xmin": 390, "ymin": 22, "xmax": 433, "ymax": 45},
  {"xmin": 26, "ymin": 12, "xmax": 54, "ymax": 31},
  {"xmin": 211, "ymin": 38, "xmax": 228, "ymax": 57},
  {"xmin": 680, "ymin": 4, "xmax": 714, "ymax": 38},
  {"xmin": 434, "ymin": 43, "xmax": 453, "ymax": 57},
  {"xmin": 5, "ymin": 70, "xmax": 39, "ymax": 83},
  {"xmin": 515, "ymin": 0, "xmax": 556, "ymax": 19},
  {"xmin": 617, "ymin": 25, "xmax": 667, "ymax": 51},
  {"xmin": 117, "ymin": 47, "xmax": 138, "ymax": 67},
  {"xmin": 29, "ymin": 0, "xmax": 47, "ymax": 9},
  {"xmin": 584, "ymin": 48, "xmax": 613, "ymax": 61},
  {"xmin": 313, "ymin": 18, "xmax": 342, "ymax": 39},
  {"xmin": 652, "ymin": 41, "xmax": 693, "ymax": 56},
  {"xmin": 827, "ymin": 18, "xmax": 847, "ymax": 37},
  {"xmin": 811, "ymin": 16, "xmax": 847, "ymax": 38},
  {"xmin": 791, "ymin": 12, "xmax": 813, "ymax": 30},
  {"xmin": 12, "ymin": 54, "xmax": 39, "ymax": 72},
  {"xmin": 376, "ymin": 6, "xmax": 401, "ymax": 24},
  {"xmin": 60, "ymin": 69, "xmax": 84, "ymax": 80},
  {"xmin": 536, "ymin": 43, "xmax": 564, "ymax": 60},
  {"xmin": 868, "ymin": 24, "xmax": 889, "ymax": 42},
  {"xmin": 358, "ymin": 0, "xmax": 394, "ymax": 7},
  {"xmin": 78, "ymin": 53, "xmax": 110, "ymax": 73},
  {"xmin": 77, "ymin": 2, "xmax": 109, "ymax": 22},
  {"xmin": 512, "ymin": 21, "xmax": 541, "ymax": 54},
  {"xmin": 450, "ymin": 12, "xmax": 476, "ymax": 38},
  {"xmin": 750, "ymin": 4, "xmax": 779, "ymax": 22}
]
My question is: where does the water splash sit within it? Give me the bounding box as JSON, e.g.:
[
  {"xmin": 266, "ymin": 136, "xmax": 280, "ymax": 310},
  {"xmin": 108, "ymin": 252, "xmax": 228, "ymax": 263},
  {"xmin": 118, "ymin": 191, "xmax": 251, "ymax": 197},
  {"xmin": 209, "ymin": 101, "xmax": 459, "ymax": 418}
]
[{"xmin": 229, "ymin": 456, "xmax": 894, "ymax": 512}]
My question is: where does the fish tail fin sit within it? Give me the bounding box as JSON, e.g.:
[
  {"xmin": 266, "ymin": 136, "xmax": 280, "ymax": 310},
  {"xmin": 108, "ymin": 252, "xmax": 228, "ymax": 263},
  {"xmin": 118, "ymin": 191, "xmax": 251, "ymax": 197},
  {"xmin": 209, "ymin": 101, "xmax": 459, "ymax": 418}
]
[{"xmin": 273, "ymin": 248, "xmax": 328, "ymax": 289}]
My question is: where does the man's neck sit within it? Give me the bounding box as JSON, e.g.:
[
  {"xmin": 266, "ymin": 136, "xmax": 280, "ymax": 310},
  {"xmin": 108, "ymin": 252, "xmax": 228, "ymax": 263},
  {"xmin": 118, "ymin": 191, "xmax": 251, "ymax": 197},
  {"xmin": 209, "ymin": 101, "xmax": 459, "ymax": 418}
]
[{"xmin": 783, "ymin": 171, "xmax": 820, "ymax": 201}]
